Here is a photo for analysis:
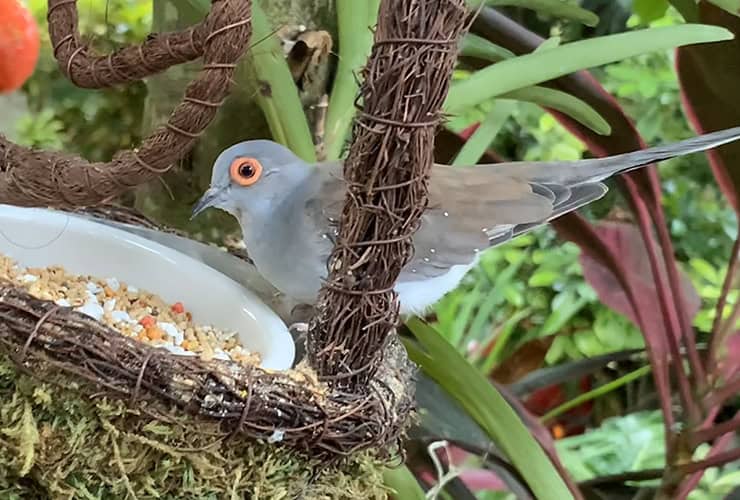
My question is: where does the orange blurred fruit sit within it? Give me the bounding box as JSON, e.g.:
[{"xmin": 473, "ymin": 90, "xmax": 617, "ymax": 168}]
[{"xmin": 0, "ymin": 0, "xmax": 40, "ymax": 93}]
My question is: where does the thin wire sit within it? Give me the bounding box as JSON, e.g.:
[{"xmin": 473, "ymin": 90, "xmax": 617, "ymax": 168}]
[{"xmin": 0, "ymin": 211, "xmax": 71, "ymax": 250}]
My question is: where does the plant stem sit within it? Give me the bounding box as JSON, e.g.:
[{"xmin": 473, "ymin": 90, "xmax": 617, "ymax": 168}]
[
  {"xmin": 675, "ymin": 433, "xmax": 735, "ymax": 498},
  {"xmin": 625, "ymin": 177, "xmax": 700, "ymax": 425},
  {"xmin": 708, "ymin": 232, "xmax": 739, "ymax": 376},
  {"xmin": 541, "ymin": 365, "xmax": 652, "ymax": 423},
  {"xmin": 650, "ymin": 203, "xmax": 706, "ymax": 386},
  {"xmin": 579, "ymin": 468, "xmax": 665, "ymax": 487},
  {"xmin": 690, "ymin": 412, "xmax": 740, "ymax": 447},
  {"xmin": 324, "ymin": 0, "xmax": 380, "ymax": 161},
  {"xmin": 704, "ymin": 372, "xmax": 740, "ymax": 409},
  {"xmin": 248, "ymin": 1, "xmax": 316, "ymax": 162},
  {"xmin": 678, "ymin": 446, "xmax": 740, "ymax": 475}
]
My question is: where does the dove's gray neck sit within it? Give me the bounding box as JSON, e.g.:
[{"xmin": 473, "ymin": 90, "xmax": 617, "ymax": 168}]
[{"xmin": 235, "ymin": 163, "xmax": 329, "ymax": 304}]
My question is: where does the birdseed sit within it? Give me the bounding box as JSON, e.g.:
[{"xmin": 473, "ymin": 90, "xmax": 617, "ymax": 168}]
[{"xmin": 0, "ymin": 254, "xmax": 261, "ymax": 366}]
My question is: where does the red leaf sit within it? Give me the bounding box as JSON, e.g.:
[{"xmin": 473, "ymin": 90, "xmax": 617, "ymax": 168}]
[
  {"xmin": 578, "ymin": 221, "xmax": 700, "ymax": 344},
  {"xmin": 458, "ymin": 469, "xmax": 508, "ymax": 492},
  {"xmin": 676, "ymin": 1, "xmax": 740, "ymax": 214}
]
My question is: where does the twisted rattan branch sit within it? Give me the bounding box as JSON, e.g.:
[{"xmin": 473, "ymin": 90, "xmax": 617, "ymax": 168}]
[
  {"xmin": 0, "ymin": 285, "xmax": 415, "ymax": 458},
  {"xmin": 47, "ymin": 0, "xmax": 208, "ymax": 89},
  {"xmin": 307, "ymin": 0, "xmax": 471, "ymax": 388},
  {"xmin": 0, "ymin": 0, "xmax": 251, "ymax": 208}
]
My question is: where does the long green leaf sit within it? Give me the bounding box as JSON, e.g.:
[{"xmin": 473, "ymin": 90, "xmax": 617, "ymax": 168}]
[
  {"xmin": 185, "ymin": 0, "xmax": 315, "ymax": 161},
  {"xmin": 460, "ymin": 34, "xmax": 516, "ymax": 62},
  {"xmin": 444, "ymin": 24, "xmax": 734, "ymax": 114},
  {"xmin": 459, "ymin": 35, "xmax": 611, "ymax": 134},
  {"xmin": 383, "ymin": 465, "xmax": 426, "ymax": 500},
  {"xmin": 541, "ymin": 365, "xmax": 653, "ymax": 423},
  {"xmin": 404, "ymin": 318, "xmax": 575, "ymax": 500},
  {"xmin": 467, "ymin": 0, "xmax": 599, "ymax": 26},
  {"xmin": 324, "ymin": 0, "xmax": 381, "ymax": 160},
  {"xmin": 500, "ymin": 86, "xmax": 611, "ymax": 134}
]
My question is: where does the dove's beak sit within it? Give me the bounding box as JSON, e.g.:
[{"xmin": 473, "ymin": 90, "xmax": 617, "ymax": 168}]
[{"xmin": 191, "ymin": 187, "xmax": 224, "ymax": 220}]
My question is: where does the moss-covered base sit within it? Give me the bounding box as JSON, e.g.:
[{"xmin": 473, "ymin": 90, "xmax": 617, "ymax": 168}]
[{"xmin": 0, "ymin": 357, "xmax": 388, "ymax": 499}]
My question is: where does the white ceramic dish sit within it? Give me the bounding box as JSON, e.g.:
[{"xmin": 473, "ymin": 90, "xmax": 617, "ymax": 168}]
[{"xmin": 0, "ymin": 204, "xmax": 295, "ymax": 371}]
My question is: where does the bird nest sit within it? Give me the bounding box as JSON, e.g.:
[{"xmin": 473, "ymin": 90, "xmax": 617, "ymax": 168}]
[
  {"xmin": 0, "ymin": 358, "xmax": 393, "ymax": 499},
  {"xmin": 0, "ymin": 208, "xmax": 414, "ymax": 496}
]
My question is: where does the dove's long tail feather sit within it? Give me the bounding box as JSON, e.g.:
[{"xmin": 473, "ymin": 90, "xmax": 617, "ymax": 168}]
[
  {"xmin": 486, "ymin": 126, "xmax": 740, "ymax": 185},
  {"xmin": 479, "ymin": 126, "xmax": 740, "ymax": 246}
]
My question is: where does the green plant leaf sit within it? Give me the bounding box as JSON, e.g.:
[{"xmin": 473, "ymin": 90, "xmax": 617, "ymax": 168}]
[
  {"xmin": 324, "ymin": 0, "xmax": 381, "ymax": 160},
  {"xmin": 404, "ymin": 318, "xmax": 575, "ymax": 500},
  {"xmin": 541, "ymin": 365, "xmax": 652, "ymax": 423},
  {"xmin": 669, "ymin": 0, "xmax": 700, "ymax": 21},
  {"xmin": 444, "ymin": 24, "xmax": 734, "ymax": 114},
  {"xmin": 383, "ymin": 465, "xmax": 426, "ymax": 500},
  {"xmin": 466, "ymin": 86, "xmax": 611, "ymax": 136},
  {"xmin": 633, "ymin": 0, "xmax": 670, "ymax": 24},
  {"xmin": 460, "ymin": 34, "xmax": 516, "ymax": 62},
  {"xmin": 452, "ymin": 100, "xmax": 516, "ymax": 166},
  {"xmin": 468, "ymin": 0, "xmax": 600, "ymax": 27},
  {"xmin": 528, "ymin": 269, "xmax": 561, "ymax": 287},
  {"xmin": 184, "ymin": 0, "xmax": 315, "ymax": 161}
]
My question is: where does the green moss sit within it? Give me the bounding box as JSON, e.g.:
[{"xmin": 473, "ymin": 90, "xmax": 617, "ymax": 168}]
[{"xmin": 0, "ymin": 357, "xmax": 388, "ymax": 499}]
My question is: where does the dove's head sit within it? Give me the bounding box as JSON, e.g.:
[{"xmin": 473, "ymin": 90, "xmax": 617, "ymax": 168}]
[{"xmin": 191, "ymin": 140, "xmax": 308, "ymax": 220}]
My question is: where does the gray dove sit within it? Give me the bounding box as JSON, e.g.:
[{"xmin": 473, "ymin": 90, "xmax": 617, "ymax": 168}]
[{"xmin": 192, "ymin": 127, "xmax": 740, "ymax": 315}]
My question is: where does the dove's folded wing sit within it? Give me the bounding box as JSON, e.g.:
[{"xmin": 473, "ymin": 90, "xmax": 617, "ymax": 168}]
[
  {"xmin": 305, "ymin": 125, "xmax": 740, "ymax": 281},
  {"xmin": 406, "ymin": 167, "xmax": 556, "ymax": 280},
  {"xmin": 409, "ymin": 125, "xmax": 740, "ymax": 278}
]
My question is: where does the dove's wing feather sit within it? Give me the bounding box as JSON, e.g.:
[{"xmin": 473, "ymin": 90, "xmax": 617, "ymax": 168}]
[
  {"xmin": 405, "ymin": 168, "xmax": 552, "ymax": 280},
  {"xmin": 302, "ymin": 162, "xmax": 553, "ymax": 280},
  {"xmin": 306, "ymin": 126, "xmax": 740, "ymax": 281},
  {"xmin": 405, "ymin": 126, "xmax": 740, "ymax": 279}
]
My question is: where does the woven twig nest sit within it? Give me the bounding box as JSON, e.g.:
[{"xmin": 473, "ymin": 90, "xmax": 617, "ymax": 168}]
[
  {"xmin": 0, "ymin": 361, "xmax": 392, "ymax": 499},
  {"xmin": 0, "ymin": 205, "xmax": 415, "ymax": 497}
]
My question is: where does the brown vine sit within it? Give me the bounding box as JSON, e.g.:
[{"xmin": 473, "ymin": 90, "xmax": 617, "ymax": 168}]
[
  {"xmin": 307, "ymin": 0, "xmax": 471, "ymax": 388},
  {"xmin": 0, "ymin": 0, "xmax": 251, "ymax": 208},
  {"xmin": 0, "ymin": 285, "xmax": 415, "ymax": 457}
]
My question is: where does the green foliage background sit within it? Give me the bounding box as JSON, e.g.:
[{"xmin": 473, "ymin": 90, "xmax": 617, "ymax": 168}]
[{"xmin": 5, "ymin": 1, "xmax": 738, "ymax": 497}]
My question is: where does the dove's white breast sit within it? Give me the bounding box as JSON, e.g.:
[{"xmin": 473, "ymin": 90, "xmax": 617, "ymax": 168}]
[{"xmin": 394, "ymin": 259, "xmax": 477, "ymax": 316}]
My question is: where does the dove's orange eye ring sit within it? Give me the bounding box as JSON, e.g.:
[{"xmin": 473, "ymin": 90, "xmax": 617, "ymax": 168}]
[{"xmin": 229, "ymin": 157, "xmax": 263, "ymax": 186}]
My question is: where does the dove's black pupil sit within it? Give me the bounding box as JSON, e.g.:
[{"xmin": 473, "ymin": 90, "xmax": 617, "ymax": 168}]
[{"xmin": 238, "ymin": 163, "xmax": 255, "ymax": 178}]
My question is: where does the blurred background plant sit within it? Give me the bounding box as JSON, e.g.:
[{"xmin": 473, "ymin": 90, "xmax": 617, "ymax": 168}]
[{"xmin": 3, "ymin": 0, "xmax": 739, "ymax": 498}]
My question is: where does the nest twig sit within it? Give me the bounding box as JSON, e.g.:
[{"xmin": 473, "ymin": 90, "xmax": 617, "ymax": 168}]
[
  {"xmin": 0, "ymin": 0, "xmax": 251, "ymax": 207},
  {"xmin": 0, "ymin": 286, "xmax": 415, "ymax": 458},
  {"xmin": 307, "ymin": 0, "xmax": 471, "ymax": 388}
]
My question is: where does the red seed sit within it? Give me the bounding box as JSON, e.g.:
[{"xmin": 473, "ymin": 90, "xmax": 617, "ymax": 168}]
[{"xmin": 139, "ymin": 315, "xmax": 156, "ymax": 328}]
